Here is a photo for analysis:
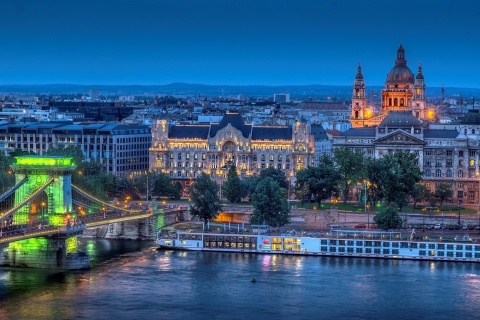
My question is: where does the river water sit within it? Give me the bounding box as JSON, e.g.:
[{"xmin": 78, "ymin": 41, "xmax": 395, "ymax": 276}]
[{"xmin": 1, "ymin": 238, "xmax": 480, "ymax": 320}]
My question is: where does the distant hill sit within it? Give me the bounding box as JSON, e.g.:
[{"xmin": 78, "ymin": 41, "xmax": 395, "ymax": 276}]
[{"xmin": 0, "ymin": 83, "xmax": 478, "ymax": 99}]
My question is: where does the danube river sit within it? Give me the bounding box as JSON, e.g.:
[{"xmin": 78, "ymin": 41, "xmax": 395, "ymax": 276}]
[{"xmin": 1, "ymin": 238, "xmax": 480, "ymax": 320}]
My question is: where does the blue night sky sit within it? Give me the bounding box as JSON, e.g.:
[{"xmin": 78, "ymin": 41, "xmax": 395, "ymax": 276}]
[{"xmin": 1, "ymin": 0, "xmax": 479, "ymax": 87}]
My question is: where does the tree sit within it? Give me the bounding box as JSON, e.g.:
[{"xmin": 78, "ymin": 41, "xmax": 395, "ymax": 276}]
[
  {"xmin": 380, "ymin": 151, "xmax": 422, "ymax": 211},
  {"xmin": 258, "ymin": 167, "xmax": 288, "ymax": 189},
  {"xmin": 363, "ymin": 157, "xmax": 385, "ymax": 210},
  {"xmin": 240, "ymin": 176, "xmax": 257, "ymax": 202},
  {"xmin": 373, "ymin": 207, "xmax": 402, "ymax": 231},
  {"xmin": 295, "ymin": 156, "xmax": 340, "ymax": 207},
  {"xmin": 334, "ymin": 147, "xmax": 365, "ymax": 204},
  {"xmin": 434, "ymin": 183, "xmax": 453, "ymax": 207},
  {"xmin": 189, "ymin": 173, "xmax": 222, "ymax": 223},
  {"xmin": 411, "ymin": 183, "xmax": 432, "ymax": 210},
  {"xmin": 135, "ymin": 172, "xmax": 181, "ymax": 200},
  {"xmin": 223, "ymin": 165, "xmax": 243, "ymax": 203},
  {"xmin": 251, "ymin": 177, "xmax": 290, "ymax": 227},
  {"xmin": 45, "ymin": 145, "xmax": 84, "ymax": 164}
]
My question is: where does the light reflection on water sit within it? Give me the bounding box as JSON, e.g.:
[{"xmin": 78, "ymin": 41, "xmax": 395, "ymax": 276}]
[{"xmin": 1, "ymin": 240, "xmax": 480, "ymax": 319}]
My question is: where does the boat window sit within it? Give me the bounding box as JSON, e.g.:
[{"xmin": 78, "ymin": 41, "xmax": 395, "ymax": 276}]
[
  {"xmin": 391, "ymin": 242, "xmax": 399, "ymax": 248},
  {"xmin": 382, "ymin": 242, "xmax": 390, "ymax": 247},
  {"xmin": 356, "ymin": 248, "xmax": 363, "ymax": 253},
  {"xmin": 356, "ymin": 241, "xmax": 363, "ymax": 246},
  {"xmin": 456, "ymin": 245, "xmax": 463, "ymax": 251}
]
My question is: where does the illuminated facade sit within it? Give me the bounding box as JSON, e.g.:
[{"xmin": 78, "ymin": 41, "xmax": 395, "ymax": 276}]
[
  {"xmin": 149, "ymin": 112, "xmax": 315, "ymax": 191},
  {"xmin": 350, "ymin": 44, "xmax": 428, "ymax": 128},
  {"xmin": 336, "ymin": 110, "xmax": 480, "ymax": 205},
  {"xmin": 0, "ymin": 122, "xmax": 151, "ymax": 177},
  {"xmin": 11, "ymin": 156, "xmax": 76, "ymax": 226}
]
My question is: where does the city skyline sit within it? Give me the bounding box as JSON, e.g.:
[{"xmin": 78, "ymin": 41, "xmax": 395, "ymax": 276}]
[{"xmin": 1, "ymin": 0, "xmax": 479, "ymax": 88}]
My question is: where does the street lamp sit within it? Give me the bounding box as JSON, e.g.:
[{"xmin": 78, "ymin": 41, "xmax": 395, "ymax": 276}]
[
  {"xmin": 457, "ymin": 201, "xmax": 461, "ymax": 228},
  {"xmin": 41, "ymin": 202, "xmax": 46, "ymax": 224}
]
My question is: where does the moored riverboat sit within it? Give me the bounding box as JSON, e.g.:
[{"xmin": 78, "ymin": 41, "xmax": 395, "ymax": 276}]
[{"xmin": 157, "ymin": 229, "xmax": 480, "ymax": 263}]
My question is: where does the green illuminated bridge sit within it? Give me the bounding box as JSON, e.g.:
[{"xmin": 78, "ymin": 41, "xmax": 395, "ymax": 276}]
[{"xmin": 0, "ymin": 156, "xmax": 174, "ymax": 269}]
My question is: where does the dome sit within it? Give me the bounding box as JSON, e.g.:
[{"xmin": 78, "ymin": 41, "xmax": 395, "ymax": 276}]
[
  {"xmin": 416, "ymin": 65, "xmax": 424, "ymax": 80},
  {"xmin": 385, "ymin": 44, "xmax": 414, "ymax": 84},
  {"xmin": 386, "ymin": 65, "xmax": 414, "ymax": 84},
  {"xmin": 355, "ymin": 64, "xmax": 363, "ymax": 80}
]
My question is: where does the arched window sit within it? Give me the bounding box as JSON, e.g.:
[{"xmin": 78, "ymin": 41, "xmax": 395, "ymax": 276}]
[
  {"xmin": 394, "ymin": 98, "xmax": 398, "ymax": 106},
  {"xmin": 400, "ymin": 98, "xmax": 404, "ymax": 106},
  {"xmin": 389, "ymin": 98, "xmax": 392, "ymax": 106},
  {"xmin": 253, "ymin": 155, "xmax": 257, "ymax": 161},
  {"xmin": 278, "ymin": 155, "xmax": 282, "ymax": 162},
  {"xmin": 261, "ymin": 155, "xmax": 265, "ymax": 161},
  {"xmin": 425, "ymin": 169, "xmax": 431, "ymax": 177},
  {"xmin": 269, "ymin": 154, "xmax": 274, "ymax": 161},
  {"xmin": 473, "ymin": 129, "xmax": 476, "ymax": 134},
  {"xmin": 458, "ymin": 170, "xmax": 464, "ymax": 178},
  {"xmin": 464, "ymin": 129, "xmax": 467, "ymax": 134},
  {"xmin": 436, "ymin": 169, "xmax": 442, "ymax": 178},
  {"xmin": 355, "ymin": 111, "xmax": 359, "ymax": 118},
  {"xmin": 446, "ymin": 169, "xmax": 453, "ymax": 178}
]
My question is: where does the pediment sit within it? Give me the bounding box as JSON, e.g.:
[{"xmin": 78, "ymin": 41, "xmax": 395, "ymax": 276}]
[{"xmin": 374, "ymin": 130, "xmax": 425, "ymax": 145}]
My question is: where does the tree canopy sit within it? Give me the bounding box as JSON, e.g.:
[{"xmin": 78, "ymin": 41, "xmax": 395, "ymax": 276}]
[
  {"xmin": 373, "ymin": 207, "xmax": 402, "ymax": 231},
  {"xmin": 45, "ymin": 145, "xmax": 84, "ymax": 164},
  {"xmin": 189, "ymin": 173, "xmax": 222, "ymax": 223},
  {"xmin": 434, "ymin": 183, "xmax": 453, "ymax": 207},
  {"xmin": 223, "ymin": 165, "xmax": 243, "ymax": 203},
  {"xmin": 251, "ymin": 177, "xmax": 290, "ymax": 228},
  {"xmin": 258, "ymin": 167, "xmax": 288, "ymax": 189},
  {"xmin": 334, "ymin": 147, "xmax": 365, "ymax": 204},
  {"xmin": 295, "ymin": 156, "xmax": 340, "ymax": 207}
]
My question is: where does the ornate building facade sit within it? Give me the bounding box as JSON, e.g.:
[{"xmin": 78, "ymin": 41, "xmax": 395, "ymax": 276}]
[
  {"xmin": 335, "ymin": 110, "xmax": 480, "ymax": 206},
  {"xmin": 149, "ymin": 112, "xmax": 316, "ymax": 193},
  {"xmin": 351, "ymin": 44, "xmax": 428, "ymax": 128}
]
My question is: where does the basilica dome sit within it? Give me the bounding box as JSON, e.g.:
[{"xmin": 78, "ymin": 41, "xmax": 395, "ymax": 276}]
[{"xmin": 385, "ymin": 44, "xmax": 414, "ymax": 84}]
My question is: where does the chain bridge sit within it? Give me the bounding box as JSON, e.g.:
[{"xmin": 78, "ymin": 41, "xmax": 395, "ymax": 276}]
[{"xmin": 0, "ymin": 156, "xmax": 180, "ymax": 269}]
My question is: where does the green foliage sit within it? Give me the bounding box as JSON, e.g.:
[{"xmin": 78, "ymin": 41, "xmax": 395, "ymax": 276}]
[
  {"xmin": 189, "ymin": 173, "xmax": 222, "ymax": 223},
  {"xmin": 0, "ymin": 152, "xmax": 13, "ymax": 171},
  {"xmin": 251, "ymin": 177, "xmax": 290, "ymax": 227},
  {"xmin": 152, "ymin": 173, "xmax": 181, "ymax": 199},
  {"xmin": 373, "ymin": 207, "xmax": 402, "ymax": 231},
  {"xmin": 334, "ymin": 147, "xmax": 365, "ymax": 204},
  {"xmin": 258, "ymin": 167, "xmax": 288, "ymax": 189},
  {"xmin": 434, "ymin": 183, "xmax": 453, "ymax": 207},
  {"xmin": 240, "ymin": 176, "xmax": 257, "ymax": 202},
  {"xmin": 412, "ymin": 183, "xmax": 432, "ymax": 209},
  {"xmin": 223, "ymin": 165, "xmax": 243, "ymax": 203},
  {"xmin": 0, "ymin": 171, "xmax": 15, "ymax": 193},
  {"xmin": 379, "ymin": 151, "xmax": 422, "ymax": 211},
  {"xmin": 295, "ymin": 156, "xmax": 340, "ymax": 207},
  {"xmin": 9, "ymin": 149, "xmax": 36, "ymax": 158},
  {"xmin": 45, "ymin": 145, "xmax": 84, "ymax": 164}
]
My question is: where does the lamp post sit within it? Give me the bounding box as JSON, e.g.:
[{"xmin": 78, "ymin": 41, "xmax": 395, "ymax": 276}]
[
  {"xmin": 362, "ymin": 181, "xmax": 367, "ymax": 227},
  {"xmin": 41, "ymin": 202, "xmax": 46, "ymax": 224},
  {"xmin": 457, "ymin": 201, "xmax": 461, "ymax": 228}
]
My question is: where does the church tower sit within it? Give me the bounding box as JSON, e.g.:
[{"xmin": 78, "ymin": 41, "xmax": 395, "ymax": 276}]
[
  {"xmin": 350, "ymin": 64, "xmax": 368, "ymax": 128},
  {"xmin": 412, "ymin": 64, "xmax": 426, "ymax": 119}
]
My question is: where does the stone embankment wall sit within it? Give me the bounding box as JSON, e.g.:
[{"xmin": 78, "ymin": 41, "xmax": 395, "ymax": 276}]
[
  {"xmin": 84, "ymin": 209, "xmax": 191, "ymax": 240},
  {"xmin": 0, "ymin": 237, "xmax": 90, "ymax": 269}
]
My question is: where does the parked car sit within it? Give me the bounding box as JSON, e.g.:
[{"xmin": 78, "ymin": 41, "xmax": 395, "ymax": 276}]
[
  {"xmin": 330, "ymin": 224, "xmax": 341, "ymax": 229},
  {"xmin": 354, "ymin": 224, "xmax": 367, "ymax": 229},
  {"xmin": 369, "ymin": 224, "xmax": 377, "ymax": 229},
  {"xmin": 434, "ymin": 224, "xmax": 441, "ymax": 230}
]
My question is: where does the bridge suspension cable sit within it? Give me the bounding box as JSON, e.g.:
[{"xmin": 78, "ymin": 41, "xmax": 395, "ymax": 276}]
[
  {"xmin": 0, "ymin": 178, "xmax": 55, "ymax": 220},
  {"xmin": 71, "ymin": 184, "xmax": 143, "ymax": 214},
  {"xmin": 0, "ymin": 177, "xmax": 28, "ymax": 203}
]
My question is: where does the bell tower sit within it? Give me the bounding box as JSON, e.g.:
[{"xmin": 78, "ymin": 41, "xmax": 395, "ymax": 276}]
[
  {"xmin": 412, "ymin": 64, "xmax": 426, "ymax": 119},
  {"xmin": 350, "ymin": 64, "xmax": 368, "ymax": 128}
]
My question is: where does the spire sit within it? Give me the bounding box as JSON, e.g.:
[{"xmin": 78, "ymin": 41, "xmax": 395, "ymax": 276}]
[
  {"xmin": 395, "ymin": 43, "xmax": 406, "ymax": 66},
  {"xmin": 416, "ymin": 63, "xmax": 424, "ymax": 80},
  {"xmin": 355, "ymin": 63, "xmax": 364, "ymax": 80}
]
